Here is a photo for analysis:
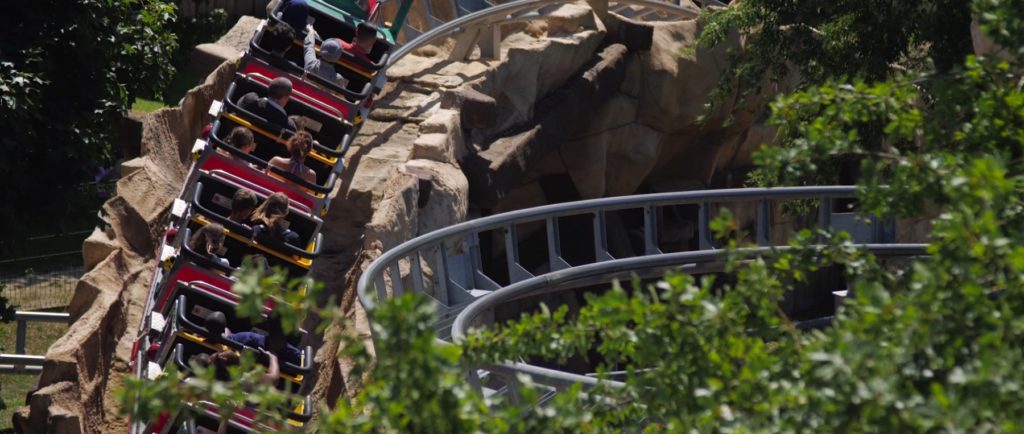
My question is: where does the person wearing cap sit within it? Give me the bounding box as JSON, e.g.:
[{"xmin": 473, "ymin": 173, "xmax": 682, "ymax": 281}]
[
  {"xmin": 340, "ymin": 22, "xmax": 378, "ymax": 64},
  {"xmin": 303, "ymin": 24, "xmax": 348, "ymax": 87},
  {"xmin": 236, "ymin": 77, "xmax": 296, "ymax": 131}
]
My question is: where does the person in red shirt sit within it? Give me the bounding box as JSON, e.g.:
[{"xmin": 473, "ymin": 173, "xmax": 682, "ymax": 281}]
[{"xmin": 340, "ymin": 22, "xmax": 377, "ymax": 64}]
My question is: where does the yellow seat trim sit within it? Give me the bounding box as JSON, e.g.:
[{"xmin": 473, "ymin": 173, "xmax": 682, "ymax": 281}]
[
  {"xmin": 192, "ymin": 215, "xmax": 314, "ymax": 269},
  {"xmin": 222, "ymin": 113, "xmax": 338, "ymax": 167}
]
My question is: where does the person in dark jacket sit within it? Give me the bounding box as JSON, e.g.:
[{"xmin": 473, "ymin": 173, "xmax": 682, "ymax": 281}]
[
  {"xmin": 228, "ymin": 188, "xmax": 259, "ymax": 226},
  {"xmin": 227, "ymin": 318, "xmax": 302, "ymax": 366},
  {"xmin": 236, "ymin": 77, "xmax": 296, "ymax": 131},
  {"xmin": 259, "ymin": 23, "xmax": 297, "ymax": 71},
  {"xmin": 269, "ymin": 0, "xmax": 309, "ymax": 34}
]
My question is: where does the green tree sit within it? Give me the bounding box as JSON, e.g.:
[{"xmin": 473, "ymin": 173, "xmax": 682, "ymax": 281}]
[
  {"xmin": 0, "ymin": 0, "xmax": 177, "ymax": 251},
  {"xmin": 698, "ymin": 0, "xmax": 975, "ymax": 118}
]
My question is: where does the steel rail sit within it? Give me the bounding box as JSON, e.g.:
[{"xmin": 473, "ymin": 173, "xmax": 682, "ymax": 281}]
[
  {"xmin": 0, "ymin": 311, "xmax": 71, "ymax": 374},
  {"xmin": 0, "ymin": 354, "xmax": 46, "ymax": 374},
  {"xmin": 355, "ymin": 186, "xmax": 927, "ymax": 400},
  {"xmin": 451, "ymin": 243, "xmax": 929, "ymax": 341},
  {"xmin": 358, "ymin": 186, "xmax": 863, "ymax": 310},
  {"xmin": 446, "ymin": 244, "xmax": 927, "ymax": 394}
]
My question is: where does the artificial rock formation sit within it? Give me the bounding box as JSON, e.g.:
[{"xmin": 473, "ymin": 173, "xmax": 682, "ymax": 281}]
[
  {"xmin": 189, "ymin": 16, "xmax": 265, "ymax": 86},
  {"xmin": 329, "ymin": 0, "xmax": 786, "ymax": 394},
  {"xmin": 556, "ymin": 16, "xmax": 755, "ymax": 200},
  {"xmin": 463, "ymin": 43, "xmax": 631, "ymax": 207},
  {"xmin": 444, "ymin": 1, "xmax": 780, "ymax": 214}
]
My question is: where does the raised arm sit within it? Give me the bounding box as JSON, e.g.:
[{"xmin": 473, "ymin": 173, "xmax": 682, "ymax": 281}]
[
  {"xmin": 303, "ymin": 25, "xmax": 319, "ymax": 71},
  {"xmin": 261, "ymin": 350, "xmax": 280, "ymax": 386}
]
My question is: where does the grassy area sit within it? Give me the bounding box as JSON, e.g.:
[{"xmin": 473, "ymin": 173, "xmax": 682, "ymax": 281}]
[
  {"xmin": 131, "ymin": 97, "xmax": 167, "ymax": 113},
  {"xmin": 0, "ymin": 319, "xmax": 69, "ymax": 432},
  {"xmin": 0, "ymin": 263, "xmax": 75, "ymax": 431},
  {"xmin": 132, "ymin": 68, "xmax": 205, "ymax": 113}
]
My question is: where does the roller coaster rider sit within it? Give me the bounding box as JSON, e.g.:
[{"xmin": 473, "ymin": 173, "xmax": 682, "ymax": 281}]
[{"xmin": 236, "ymin": 77, "xmax": 297, "ymax": 131}]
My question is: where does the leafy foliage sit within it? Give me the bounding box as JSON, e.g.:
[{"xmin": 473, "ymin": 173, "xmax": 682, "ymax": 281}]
[
  {"xmin": 974, "ymin": 0, "xmax": 1024, "ymax": 57},
  {"xmin": 119, "ymin": 347, "xmax": 299, "ymax": 430},
  {"xmin": 169, "ymin": 8, "xmax": 230, "ymax": 68},
  {"xmin": 119, "ymin": 261, "xmax": 314, "ymax": 430},
  {"xmin": 698, "ymin": 0, "xmax": 974, "ymax": 124},
  {"xmin": 0, "ymin": 0, "xmax": 177, "ymax": 250}
]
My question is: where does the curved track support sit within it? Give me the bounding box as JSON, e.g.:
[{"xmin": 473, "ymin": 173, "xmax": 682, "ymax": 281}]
[
  {"xmin": 450, "ymin": 243, "xmax": 926, "ymax": 397},
  {"xmin": 357, "ymin": 186, "xmax": 927, "ymax": 402}
]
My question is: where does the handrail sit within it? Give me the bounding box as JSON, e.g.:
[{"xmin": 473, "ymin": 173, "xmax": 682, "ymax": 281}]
[
  {"xmin": 205, "ymin": 132, "xmax": 339, "ymax": 195},
  {"xmin": 244, "ymin": 71, "xmax": 347, "ymax": 120},
  {"xmin": 190, "ymin": 183, "xmax": 325, "ymax": 260},
  {"xmin": 12, "ymin": 311, "xmax": 72, "ymax": 355},
  {"xmin": 358, "ymin": 186, "xmax": 864, "ymax": 310},
  {"xmin": 445, "ymin": 244, "xmax": 926, "ymax": 396},
  {"xmin": 355, "ymin": 186, "xmax": 928, "ymax": 402},
  {"xmin": 451, "ymin": 244, "xmax": 929, "ymax": 341},
  {"xmin": 1, "ymin": 311, "xmax": 71, "ymax": 373},
  {"xmin": 223, "ymin": 77, "xmax": 352, "ymax": 161},
  {"xmin": 13, "ymin": 311, "xmax": 69, "ymax": 322},
  {"xmin": 0, "ymin": 354, "xmax": 46, "ymax": 374},
  {"xmin": 205, "ymin": 169, "xmax": 314, "ymax": 215},
  {"xmin": 173, "ymin": 294, "xmax": 313, "ymax": 374},
  {"xmin": 243, "ymin": 41, "xmax": 374, "ymax": 103}
]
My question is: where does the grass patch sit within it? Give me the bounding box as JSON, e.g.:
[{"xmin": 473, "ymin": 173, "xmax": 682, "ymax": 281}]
[
  {"xmin": 0, "ymin": 319, "xmax": 69, "ymax": 432},
  {"xmin": 131, "ymin": 97, "xmax": 167, "ymax": 113},
  {"xmin": 131, "ymin": 68, "xmax": 203, "ymax": 113}
]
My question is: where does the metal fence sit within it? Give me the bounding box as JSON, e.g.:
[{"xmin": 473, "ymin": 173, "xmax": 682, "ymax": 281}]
[
  {"xmin": 0, "ymin": 250, "xmax": 80, "ymax": 374},
  {"xmin": 0, "ymin": 311, "xmax": 71, "ymax": 374},
  {"xmin": 0, "ymin": 251, "xmax": 82, "ymax": 311}
]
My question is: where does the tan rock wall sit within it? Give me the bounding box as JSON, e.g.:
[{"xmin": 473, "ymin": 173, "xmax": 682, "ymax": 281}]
[{"xmin": 553, "ymin": 16, "xmax": 766, "ymax": 199}]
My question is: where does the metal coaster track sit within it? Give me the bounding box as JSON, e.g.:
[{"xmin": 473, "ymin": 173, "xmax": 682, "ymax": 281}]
[{"xmin": 357, "ymin": 186, "xmax": 928, "ymax": 403}]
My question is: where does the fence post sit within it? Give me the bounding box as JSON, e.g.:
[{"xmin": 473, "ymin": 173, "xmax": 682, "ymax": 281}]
[{"xmin": 15, "ymin": 318, "xmax": 27, "ymax": 354}]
